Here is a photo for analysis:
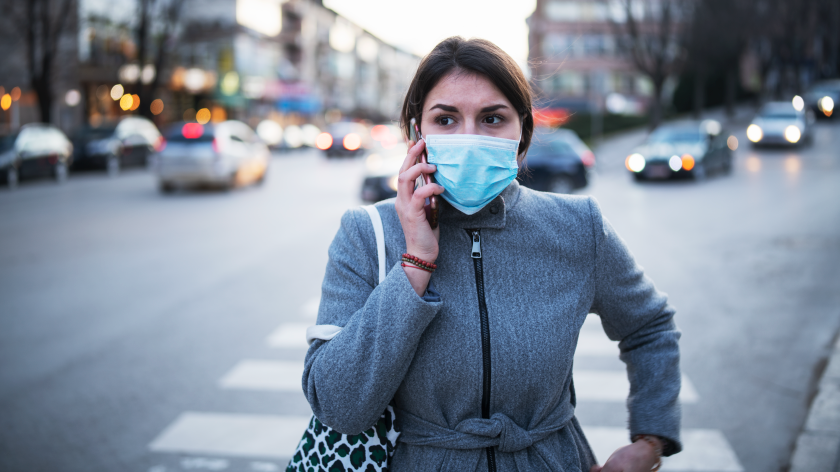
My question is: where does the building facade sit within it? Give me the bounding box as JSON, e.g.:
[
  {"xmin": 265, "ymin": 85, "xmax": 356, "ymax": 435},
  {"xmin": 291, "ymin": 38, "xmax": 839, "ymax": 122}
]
[{"xmin": 528, "ymin": 0, "xmax": 653, "ymax": 115}]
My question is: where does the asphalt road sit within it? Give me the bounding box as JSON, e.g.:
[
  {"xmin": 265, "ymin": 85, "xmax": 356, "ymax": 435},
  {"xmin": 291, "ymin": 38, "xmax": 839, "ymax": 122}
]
[{"xmin": 1, "ymin": 116, "xmax": 838, "ymax": 472}]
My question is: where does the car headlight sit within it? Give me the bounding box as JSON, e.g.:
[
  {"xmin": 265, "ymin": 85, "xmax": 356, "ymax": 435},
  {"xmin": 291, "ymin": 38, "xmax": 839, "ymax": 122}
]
[
  {"xmin": 387, "ymin": 175, "xmax": 399, "ymax": 191},
  {"xmin": 819, "ymin": 96, "xmax": 834, "ymax": 116},
  {"xmin": 668, "ymin": 155, "xmax": 682, "ymax": 172},
  {"xmin": 625, "ymin": 153, "xmax": 645, "ymax": 172},
  {"xmin": 784, "ymin": 125, "xmax": 801, "ymax": 143},
  {"xmin": 746, "ymin": 124, "xmax": 763, "ymax": 143}
]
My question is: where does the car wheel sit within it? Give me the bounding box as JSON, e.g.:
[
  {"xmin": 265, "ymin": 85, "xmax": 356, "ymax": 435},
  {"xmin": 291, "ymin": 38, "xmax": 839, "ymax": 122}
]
[
  {"xmin": 54, "ymin": 163, "xmax": 68, "ymax": 183},
  {"xmin": 7, "ymin": 168, "xmax": 18, "ymax": 188},
  {"xmin": 107, "ymin": 155, "xmax": 120, "ymax": 177},
  {"xmin": 548, "ymin": 175, "xmax": 574, "ymax": 194},
  {"xmin": 159, "ymin": 181, "xmax": 175, "ymax": 193}
]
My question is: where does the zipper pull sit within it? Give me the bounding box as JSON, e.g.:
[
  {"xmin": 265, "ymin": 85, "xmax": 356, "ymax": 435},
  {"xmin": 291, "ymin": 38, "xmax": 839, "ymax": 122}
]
[{"xmin": 471, "ymin": 230, "xmax": 481, "ymax": 259}]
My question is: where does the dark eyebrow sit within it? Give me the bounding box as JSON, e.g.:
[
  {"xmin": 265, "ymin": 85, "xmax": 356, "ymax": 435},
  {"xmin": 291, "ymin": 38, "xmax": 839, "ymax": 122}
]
[
  {"xmin": 428, "ymin": 104, "xmax": 510, "ymax": 113},
  {"xmin": 429, "ymin": 104, "xmax": 458, "ymax": 112}
]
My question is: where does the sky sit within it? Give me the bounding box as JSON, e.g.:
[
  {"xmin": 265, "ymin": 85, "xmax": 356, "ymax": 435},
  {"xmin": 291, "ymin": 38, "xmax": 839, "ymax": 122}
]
[{"xmin": 323, "ymin": 0, "xmax": 538, "ymax": 72}]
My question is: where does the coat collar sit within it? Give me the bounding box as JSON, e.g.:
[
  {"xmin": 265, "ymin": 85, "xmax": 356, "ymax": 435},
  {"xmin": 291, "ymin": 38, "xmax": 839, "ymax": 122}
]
[{"xmin": 438, "ymin": 180, "xmax": 521, "ymax": 229}]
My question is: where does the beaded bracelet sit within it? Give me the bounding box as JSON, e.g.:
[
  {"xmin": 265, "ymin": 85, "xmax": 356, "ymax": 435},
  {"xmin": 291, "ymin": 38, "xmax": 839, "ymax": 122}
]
[
  {"xmin": 401, "ymin": 262, "xmax": 433, "ymax": 273},
  {"xmin": 401, "ymin": 253, "xmax": 437, "ymax": 271},
  {"xmin": 632, "ymin": 435, "xmax": 662, "ymax": 472}
]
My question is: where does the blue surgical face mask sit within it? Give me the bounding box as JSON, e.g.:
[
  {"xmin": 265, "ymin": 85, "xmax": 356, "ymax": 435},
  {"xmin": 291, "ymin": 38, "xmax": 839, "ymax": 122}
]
[{"xmin": 424, "ymin": 133, "xmax": 520, "ymax": 215}]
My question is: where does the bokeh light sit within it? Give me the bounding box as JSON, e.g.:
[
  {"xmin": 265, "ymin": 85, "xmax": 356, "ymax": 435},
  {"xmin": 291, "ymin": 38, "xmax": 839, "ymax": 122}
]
[
  {"xmin": 256, "ymin": 120, "xmax": 283, "ymax": 145},
  {"xmin": 0, "ymin": 86, "xmax": 5, "ymax": 96},
  {"xmin": 681, "ymin": 154, "xmax": 695, "ymax": 171},
  {"xmin": 211, "ymin": 106, "xmax": 227, "ymax": 123},
  {"xmin": 316, "ymin": 132, "xmax": 333, "ymax": 150},
  {"xmin": 119, "ymin": 94, "xmax": 133, "ymax": 111},
  {"xmin": 746, "ymin": 156, "xmax": 761, "ymax": 173},
  {"xmin": 196, "ymin": 108, "xmax": 212, "ymax": 124},
  {"xmin": 625, "ymin": 153, "xmax": 645, "ymax": 172},
  {"xmin": 10, "ymin": 87, "xmax": 21, "ymax": 101},
  {"xmin": 746, "ymin": 124, "xmax": 763, "ymax": 143},
  {"xmin": 110, "ymin": 84, "xmax": 124, "ymax": 100},
  {"xmin": 784, "ymin": 125, "xmax": 801, "ymax": 144},
  {"xmin": 1, "ymin": 94, "xmax": 11, "ymax": 111},
  {"xmin": 65, "ymin": 90, "xmax": 81, "ymax": 107},
  {"xmin": 284, "ymin": 126, "xmax": 303, "ymax": 148},
  {"xmin": 727, "ymin": 136, "xmax": 739, "ymax": 151},
  {"xmin": 302, "ymin": 124, "xmax": 321, "ymax": 147},
  {"xmin": 181, "ymin": 123, "xmax": 204, "ymax": 139},
  {"xmin": 150, "ymin": 99, "xmax": 164, "ymax": 115},
  {"xmin": 129, "ymin": 94, "xmax": 141, "ymax": 111},
  {"xmin": 792, "ymin": 95, "xmax": 804, "ymax": 112},
  {"xmin": 343, "ymin": 133, "xmax": 361, "ymax": 151},
  {"xmin": 669, "ymin": 155, "xmax": 682, "ymax": 172}
]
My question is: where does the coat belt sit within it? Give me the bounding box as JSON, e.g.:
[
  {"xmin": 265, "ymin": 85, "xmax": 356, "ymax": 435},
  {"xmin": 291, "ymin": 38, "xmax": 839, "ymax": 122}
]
[{"xmin": 396, "ymin": 405, "xmax": 576, "ymax": 470}]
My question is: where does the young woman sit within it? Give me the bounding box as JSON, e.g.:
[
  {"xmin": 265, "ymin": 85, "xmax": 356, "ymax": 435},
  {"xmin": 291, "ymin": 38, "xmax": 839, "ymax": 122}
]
[{"xmin": 303, "ymin": 37, "xmax": 682, "ymax": 472}]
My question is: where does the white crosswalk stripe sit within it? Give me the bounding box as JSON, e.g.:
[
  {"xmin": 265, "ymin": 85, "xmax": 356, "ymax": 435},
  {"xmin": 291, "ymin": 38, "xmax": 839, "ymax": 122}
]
[
  {"xmin": 219, "ymin": 360, "xmax": 304, "ymax": 392},
  {"xmin": 149, "ymin": 412, "xmax": 310, "ymax": 459},
  {"xmin": 151, "ymin": 309, "xmax": 741, "ymax": 471}
]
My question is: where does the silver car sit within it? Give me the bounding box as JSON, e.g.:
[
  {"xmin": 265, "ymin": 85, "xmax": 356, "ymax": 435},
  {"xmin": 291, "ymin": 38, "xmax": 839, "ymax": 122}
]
[
  {"xmin": 156, "ymin": 120, "xmax": 270, "ymax": 192},
  {"xmin": 0, "ymin": 124, "xmax": 73, "ymax": 187},
  {"xmin": 746, "ymin": 102, "xmax": 813, "ymax": 146}
]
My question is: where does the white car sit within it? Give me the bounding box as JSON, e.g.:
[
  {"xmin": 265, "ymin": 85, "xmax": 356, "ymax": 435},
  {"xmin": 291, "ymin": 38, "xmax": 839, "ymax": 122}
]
[
  {"xmin": 156, "ymin": 120, "xmax": 270, "ymax": 192},
  {"xmin": 1, "ymin": 124, "xmax": 73, "ymax": 187},
  {"xmin": 746, "ymin": 102, "xmax": 813, "ymax": 147}
]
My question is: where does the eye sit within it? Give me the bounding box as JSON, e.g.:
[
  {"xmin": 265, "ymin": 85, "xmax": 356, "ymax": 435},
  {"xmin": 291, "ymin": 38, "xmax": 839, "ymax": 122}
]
[
  {"xmin": 483, "ymin": 114, "xmax": 503, "ymax": 124},
  {"xmin": 436, "ymin": 116, "xmax": 454, "ymax": 126}
]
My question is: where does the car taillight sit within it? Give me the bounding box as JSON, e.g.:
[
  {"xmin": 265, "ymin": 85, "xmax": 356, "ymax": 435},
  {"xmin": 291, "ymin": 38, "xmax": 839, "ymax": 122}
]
[
  {"xmin": 212, "ymin": 138, "xmax": 220, "ymax": 153},
  {"xmin": 580, "ymin": 150, "xmax": 596, "ymax": 167},
  {"xmin": 155, "ymin": 136, "xmax": 167, "ymax": 152}
]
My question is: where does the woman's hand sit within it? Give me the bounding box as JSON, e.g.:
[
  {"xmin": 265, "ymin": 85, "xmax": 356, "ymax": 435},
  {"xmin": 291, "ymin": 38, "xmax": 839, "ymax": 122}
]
[
  {"xmin": 394, "ymin": 139, "xmax": 445, "ymax": 296},
  {"xmin": 589, "ymin": 438, "xmax": 660, "ymax": 472}
]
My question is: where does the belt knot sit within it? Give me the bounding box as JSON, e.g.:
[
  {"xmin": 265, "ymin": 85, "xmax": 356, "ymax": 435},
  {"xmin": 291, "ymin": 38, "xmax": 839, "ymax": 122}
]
[{"xmin": 455, "ymin": 413, "xmax": 533, "ymax": 453}]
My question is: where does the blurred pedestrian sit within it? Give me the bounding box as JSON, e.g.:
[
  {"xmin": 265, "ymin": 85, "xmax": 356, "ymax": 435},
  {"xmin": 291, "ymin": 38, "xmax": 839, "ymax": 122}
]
[{"xmin": 304, "ymin": 36, "xmax": 682, "ymax": 472}]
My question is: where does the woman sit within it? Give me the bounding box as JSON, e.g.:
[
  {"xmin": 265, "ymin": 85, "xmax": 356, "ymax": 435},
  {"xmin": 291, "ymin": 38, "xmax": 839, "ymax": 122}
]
[{"xmin": 303, "ymin": 37, "xmax": 682, "ymax": 472}]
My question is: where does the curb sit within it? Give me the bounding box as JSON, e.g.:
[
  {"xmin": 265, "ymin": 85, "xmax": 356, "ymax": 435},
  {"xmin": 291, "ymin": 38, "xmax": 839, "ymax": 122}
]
[{"xmin": 790, "ymin": 334, "xmax": 840, "ymax": 471}]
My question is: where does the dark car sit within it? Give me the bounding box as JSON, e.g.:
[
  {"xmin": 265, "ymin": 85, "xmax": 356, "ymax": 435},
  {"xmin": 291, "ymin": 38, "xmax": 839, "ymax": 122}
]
[
  {"xmin": 517, "ymin": 128, "xmax": 594, "ymax": 194},
  {"xmin": 72, "ymin": 116, "xmax": 163, "ymax": 173},
  {"xmin": 803, "ymin": 79, "xmax": 839, "ymax": 119},
  {"xmin": 360, "ymin": 141, "xmax": 407, "ymax": 202},
  {"xmin": 0, "ymin": 124, "xmax": 73, "ymax": 187},
  {"xmin": 625, "ymin": 120, "xmax": 732, "ymax": 181},
  {"xmin": 316, "ymin": 122, "xmax": 369, "ymax": 157}
]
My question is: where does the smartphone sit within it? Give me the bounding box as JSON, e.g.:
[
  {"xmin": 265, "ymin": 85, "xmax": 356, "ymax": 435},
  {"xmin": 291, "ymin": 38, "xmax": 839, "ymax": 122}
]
[{"xmin": 409, "ymin": 118, "xmax": 439, "ymax": 229}]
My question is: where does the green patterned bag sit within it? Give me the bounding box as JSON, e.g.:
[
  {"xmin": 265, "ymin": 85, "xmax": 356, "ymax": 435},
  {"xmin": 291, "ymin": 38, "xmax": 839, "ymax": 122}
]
[{"xmin": 286, "ymin": 405, "xmax": 399, "ymax": 472}]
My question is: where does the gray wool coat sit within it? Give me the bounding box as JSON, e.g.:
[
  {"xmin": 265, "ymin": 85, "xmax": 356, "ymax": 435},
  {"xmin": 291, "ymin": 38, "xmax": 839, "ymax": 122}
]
[{"xmin": 303, "ymin": 180, "xmax": 682, "ymax": 472}]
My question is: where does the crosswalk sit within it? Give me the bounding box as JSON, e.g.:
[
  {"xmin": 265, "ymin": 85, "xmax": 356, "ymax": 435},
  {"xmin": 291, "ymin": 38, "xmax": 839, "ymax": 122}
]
[{"xmin": 148, "ymin": 301, "xmax": 743, "ymax": 471}]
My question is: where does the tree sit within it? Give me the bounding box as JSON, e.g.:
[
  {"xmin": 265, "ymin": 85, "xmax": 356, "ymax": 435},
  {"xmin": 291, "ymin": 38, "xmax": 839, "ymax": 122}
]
[
  {"xmin": 0, "ymin": 0, "xmax": 77, "ymax": 124},
  {"xmin": 611, "ymin": 0, "xmax": 691, "ymax": 128},
  {"xmin": 134, "ymin": 0, "xmax": 185, "ymax": 120}
]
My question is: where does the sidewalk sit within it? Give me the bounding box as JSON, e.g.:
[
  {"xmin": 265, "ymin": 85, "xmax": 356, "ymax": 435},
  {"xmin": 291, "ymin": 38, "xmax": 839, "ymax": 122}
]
[{"xmin": 790, "ymin": 332, "xmax": 840, "ymax": 471}]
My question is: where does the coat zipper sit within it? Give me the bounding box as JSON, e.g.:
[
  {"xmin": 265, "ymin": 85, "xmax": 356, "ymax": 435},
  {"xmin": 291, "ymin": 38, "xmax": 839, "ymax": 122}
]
[{"xmin": 468, "ymin": 229, "xmax": 496, "ymax": 472}]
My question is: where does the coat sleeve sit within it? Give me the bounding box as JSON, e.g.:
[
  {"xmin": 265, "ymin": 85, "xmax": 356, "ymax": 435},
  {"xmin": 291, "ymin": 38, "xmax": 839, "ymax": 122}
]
[
  {"xmin": 587, "ymin": 198, "xmax": 683, "ymax": 455},
  {"xmin": 302, "ymin": 208, "xmax": 444, "ymax": 434}
]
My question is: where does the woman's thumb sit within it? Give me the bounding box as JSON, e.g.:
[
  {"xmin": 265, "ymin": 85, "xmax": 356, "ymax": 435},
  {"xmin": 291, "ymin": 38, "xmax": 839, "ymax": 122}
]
[{"xmin": 589, "ymin": 465, "xmax": 602, "ymax": 472}]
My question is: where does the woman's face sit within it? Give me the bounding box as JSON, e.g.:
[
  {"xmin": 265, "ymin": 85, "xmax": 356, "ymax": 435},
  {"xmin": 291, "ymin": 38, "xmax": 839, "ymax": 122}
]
[{"xmin": 420, "ymin": 71, "xmax": 521, "ymax": 141}]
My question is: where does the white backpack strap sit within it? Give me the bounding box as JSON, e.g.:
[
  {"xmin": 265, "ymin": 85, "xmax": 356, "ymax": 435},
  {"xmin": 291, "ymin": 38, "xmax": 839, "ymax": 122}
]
[
  {"xmin": 361, "ymin": 204, "xmax": 386, "ymax": 285},
  {"xmin": 307, "ymin": 205, "xmax": 386, "ymax": 345}
]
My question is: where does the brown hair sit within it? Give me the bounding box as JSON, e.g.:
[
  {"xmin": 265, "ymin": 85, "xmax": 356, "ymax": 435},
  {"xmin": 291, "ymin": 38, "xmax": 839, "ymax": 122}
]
[{"xmin": 400, "ymin": 37, "xmax": 534, "ymax": 161}]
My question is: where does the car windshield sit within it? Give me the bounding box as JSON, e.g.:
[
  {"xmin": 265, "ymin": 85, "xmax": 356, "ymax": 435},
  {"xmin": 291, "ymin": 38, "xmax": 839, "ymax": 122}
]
[
  {"xmin": 164, "ymin": 124, "xmax": 215, "ymax": 143},
  {"xmin": 528, "ymin": 139, "xmax": 576, "ymax": 156},
  {"xmin": 760, "ymin": 111, "xmax": 798, "ymax": 119},
  {"xmin": 648, "ymin": 128, "xmax": 703, "ymax": 144}
]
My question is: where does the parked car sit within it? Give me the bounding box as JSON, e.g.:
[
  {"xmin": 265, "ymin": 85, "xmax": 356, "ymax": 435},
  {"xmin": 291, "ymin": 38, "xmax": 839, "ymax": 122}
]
[
  {"xmin": 517, "ymin": 128, "xmax": 594, "ymax": 193},
  {"xmin": 625, "ymin": 120, "xmax": 732, "ymax": 180},
  {"xmin": 156, "ymin": 121, "xmax": 270, "ymax": 192},
  {"xmin": 0, "ymin": 124, "xmax": 73, "ymax": 187},
  {"xmin": 72, "ymin": 116, "xmax": 163, "ymax": 173},
  {"xmin": 746, "ymin": 101, "xmax": 814, "ymax": 147},
  {"xmin": 360, "ymin": 141, "xmax": 407, "ymax": 202},
  {"xmin": 803, "ymin": 79, "xmax": 839, "ymax": 119},
  {"xmin": 316, "ymin": 122, "xmax": 369, "ymax": 157}
]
